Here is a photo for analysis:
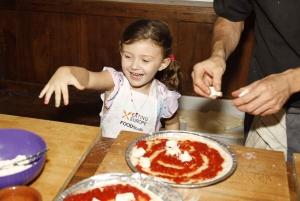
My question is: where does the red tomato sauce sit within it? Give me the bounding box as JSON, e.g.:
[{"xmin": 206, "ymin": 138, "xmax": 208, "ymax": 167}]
[
  {"xmin": 135, "ymin": 139, "xmax": 224, "ymax": 184},
  {"xmin": 64, "ymin": 184, "xmax": 151, "ymax": 201}
]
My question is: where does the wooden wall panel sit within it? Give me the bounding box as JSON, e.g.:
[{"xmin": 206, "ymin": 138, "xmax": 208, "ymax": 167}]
[
  {"xmin": 0, "ymin": 10, "xmax": 18, "ymax": 82},
  {"xmin": 178, "ymin": 22, "xmax": 214, "ymax": 96},
  {"xmin": 80, "ymin": 16, "xmax": 134, "ymax": 71},
  {"xmin": 0, "ymin": 1, "xmax": 255, "ymax": 99},
  {"xmin": 0, "ymin": 10, "xmax": 80, "ymax": 84},
  {"xmin": 80, "ymin": 16, "xmax": 182, "ymax": 72}
]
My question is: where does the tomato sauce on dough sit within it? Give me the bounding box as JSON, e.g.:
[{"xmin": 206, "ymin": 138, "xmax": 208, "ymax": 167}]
[
  {"xmin": 64, "ymin": 184, "xmax": 151, "ymax": 201},
  {"xmin": 136, "ymin": 138, "xmax": 224, "ymax": 184}
]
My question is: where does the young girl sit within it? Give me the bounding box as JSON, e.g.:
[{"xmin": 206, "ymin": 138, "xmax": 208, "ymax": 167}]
[{"xmin": 39, "ymin": 19, "xmax": 183, "ymax": 138}]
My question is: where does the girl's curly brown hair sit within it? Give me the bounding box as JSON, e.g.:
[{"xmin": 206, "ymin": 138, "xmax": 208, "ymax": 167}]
[{"xmin": 119, "ymin": 19, "xmax": 183, "ymax": 92}]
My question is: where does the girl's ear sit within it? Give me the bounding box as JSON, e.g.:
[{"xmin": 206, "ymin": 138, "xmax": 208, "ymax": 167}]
[{"xmin": 159, "ymin": 58, "xmax": 171, "ymax": 71}]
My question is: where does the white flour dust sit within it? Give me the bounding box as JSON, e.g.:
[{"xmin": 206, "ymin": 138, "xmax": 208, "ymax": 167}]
[
  {"xmin": 0, "ymin": 155, "xmax": 32, "ymax": 177},
  {"xmin": 236, "ymin": 150, "xmax": 256, "ymax": 160}
]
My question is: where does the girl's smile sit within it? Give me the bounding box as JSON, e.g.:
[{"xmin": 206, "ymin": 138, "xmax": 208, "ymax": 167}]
[{"xmin": 130, "ymin": 72, "xmax": 144, "ymax": 79}]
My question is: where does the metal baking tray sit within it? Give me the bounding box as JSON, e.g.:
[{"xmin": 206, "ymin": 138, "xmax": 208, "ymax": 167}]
[
  {"xmin": 55, "ymin": 173, "xmax": 183, "ymax": 201},
  {"xmin": 125, "ymin": 130, "xmax": 237, "ymax": 188}
]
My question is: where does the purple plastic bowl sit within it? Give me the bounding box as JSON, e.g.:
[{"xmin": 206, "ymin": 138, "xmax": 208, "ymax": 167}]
[{"xmin": 0, "ymin": 128, "xmax": 47, "ymax": 189}]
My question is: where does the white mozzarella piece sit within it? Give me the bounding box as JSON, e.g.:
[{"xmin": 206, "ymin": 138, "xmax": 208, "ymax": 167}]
[
  {"xmin": 116, "ymin": 192, "xmax": 136, "ymax": 201},
  {"xmin": 139, "ymin": 157, "xmax": 151, "ymax": 168},
  {"xmin": 132, "ymin": 147, "xmax": 146, "ymax": 158},
  {"xmin": 165, "ymin": 140, "xmax": 181, "ymax": 156},
  {"xmin": 179, "ymin": 151, "xmax": 193, "ymax": 162},
  {"xmin": 209, "ymin": 87, "xmax": 222, "ymax": 98}
]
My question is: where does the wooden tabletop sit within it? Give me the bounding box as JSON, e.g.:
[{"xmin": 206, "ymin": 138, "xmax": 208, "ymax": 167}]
[
  {"xmin": 0, "ymin": 114, "xmax": 101, "ymax": 201},
  {"xmin": 68, "ymin": 133, "xmax": 299, "ymax": 201},
  {"xmin": 95, "ymin": 131, "xmax": 291, "ymax": 201},
  {"xmin": 293, "ymin": 153, "xmax": 300, "ymax": 200},
  {"xmin": 66, "ymin": 131, "xmax": 299, "ymax": 201},
  {"xmin": 1, "ymin": 114, "xmax": 298, "ymax": 200}
]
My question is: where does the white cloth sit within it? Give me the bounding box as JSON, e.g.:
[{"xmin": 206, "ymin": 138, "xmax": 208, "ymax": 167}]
[
  {"xmin": 245, "ymin": 108, "xmax": 287, "ymax": 160},
  {"xmin": 100, "ymin": 78, "xmax": 157, "ymax": 138},
  {"xmin": 99, "ymin": 67, "xmax": 180, "ymax": 138}
]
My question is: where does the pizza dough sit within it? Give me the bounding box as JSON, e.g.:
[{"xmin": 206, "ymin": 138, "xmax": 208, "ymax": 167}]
[
  {"xmin": 178, "ymin": 110, "xmax": 206, "ymax": 125},
  {"xmin": 130, "ymin": 135, "xmax": 233, "ymax": 185},
  {"xmin": 179, "ymin": 110, "xmax": 243, "ymax": 136}
]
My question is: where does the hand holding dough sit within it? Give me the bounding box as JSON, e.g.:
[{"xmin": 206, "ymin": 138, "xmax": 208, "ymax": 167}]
[
  {"xmin": 238, "ymin": 89, "xmax": 249, "ymax": 97},
  {"xmin": 209, "ymin": 86, "xmax": 222, "ymax": 98}
]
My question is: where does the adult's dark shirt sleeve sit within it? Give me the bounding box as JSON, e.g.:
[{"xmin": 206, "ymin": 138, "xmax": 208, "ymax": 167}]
[{"xmin": 213, "ymin": 0, "xmax": 252, "ymax": 22}]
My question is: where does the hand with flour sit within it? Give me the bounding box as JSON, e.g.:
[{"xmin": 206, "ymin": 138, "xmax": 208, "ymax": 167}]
[{"xmin": 231, "ymin": 70, "xmax": 297, "ymax": 116}]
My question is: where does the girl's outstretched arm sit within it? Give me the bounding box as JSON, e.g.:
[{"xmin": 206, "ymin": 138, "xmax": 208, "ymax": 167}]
[
  {"xmin": 39, "ymin": 66, "xmax": 114, "ymax": 107},
  {"xmin": 164, "ymin": 112, "xmax": 180, "ymax": 130}
]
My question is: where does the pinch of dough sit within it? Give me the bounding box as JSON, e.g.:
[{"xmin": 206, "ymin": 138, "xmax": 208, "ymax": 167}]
[
  {"xmin": 209, "ymin": 87, "xmax": 222, "ymax": 98},
  {"xmin": 239, "ymin": 89, "xmax": 249, "ymax": 97}
]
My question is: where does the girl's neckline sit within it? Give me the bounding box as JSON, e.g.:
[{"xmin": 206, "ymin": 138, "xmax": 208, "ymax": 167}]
[
  {"xmin": 129, "ymin": 79, "xmax": 154, "ymax": 95},
  {"xmin": 130, "ymin": 89, "xmax": 149, "ymax": 115}
]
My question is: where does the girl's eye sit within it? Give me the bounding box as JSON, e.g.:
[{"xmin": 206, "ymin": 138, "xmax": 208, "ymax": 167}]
[
  {"xmin": 125, "ymin": 55, "xmax": 131, "ymax": 58},
  {"xmin": 142, "ymin": 59, "xmax": 149, "ymax": 63}
]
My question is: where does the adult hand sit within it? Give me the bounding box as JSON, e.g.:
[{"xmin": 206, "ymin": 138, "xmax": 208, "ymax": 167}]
[
  {"xmin": 231, "ymin": 71, "xmax": 295, "ymax": 116},
  {"xmin": 191, "ymin": 55, "xmax": 226, "ymax": 99},
  {"xmin": 39, "ymin": 67, "xmax": 85, "ymax": 107}
]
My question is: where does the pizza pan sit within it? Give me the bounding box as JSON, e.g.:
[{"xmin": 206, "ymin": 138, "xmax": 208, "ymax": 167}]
[
  {"xmin": 55, "ymin": 173, "xmax": 183, "ymax": 201},
  {"xmin": 125, "ymin": 130, "xmax": 238, "ymax": 188}
]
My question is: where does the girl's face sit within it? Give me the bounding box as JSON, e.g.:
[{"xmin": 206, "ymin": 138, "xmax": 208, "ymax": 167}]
[{"xmin": 120, "ymin": 39, "xmax": 170, "ymax": 93}]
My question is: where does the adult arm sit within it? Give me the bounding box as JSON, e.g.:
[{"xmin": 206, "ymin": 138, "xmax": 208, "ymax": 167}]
[{"xmin": 192, "ymin": 17, "xmax": 244, "ymax": 98}]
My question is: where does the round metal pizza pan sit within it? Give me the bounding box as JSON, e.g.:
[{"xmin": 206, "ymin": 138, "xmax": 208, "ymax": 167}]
[
  {"xmin": 125, "ymin": 130, "xmax": 238, "ymax": 188},
  {"xmin": 55, "ymin": 173, "xmax": 183, "ymax": 201}
]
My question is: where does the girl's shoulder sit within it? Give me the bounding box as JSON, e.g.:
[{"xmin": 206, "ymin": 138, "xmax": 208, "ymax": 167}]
[
  {"xmin": 153, "ymin": 79, "xmax": 180, "ymax": 101},
  {"xmin": 103, "ymin": 67, "xmax": 124, "ymax": 86},
  {"xmin": 153, "ymin": 79, "xmax": 180, "ymax": 119}
]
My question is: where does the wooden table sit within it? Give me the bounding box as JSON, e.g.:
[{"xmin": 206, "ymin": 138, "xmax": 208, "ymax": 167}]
[
  {"xmin": 0, "ymin": 114, "xmax": 101, "ymax": 201},
  {"xmin": 95, "ymin": 131, "xmax": 291, "ymax": 201},
  {"xmin": 293, "ymin": 153, "xmax": 300, "ymax": 200},
  {"xmin": 1, "ymin": 114, "xmax": 298, "ymax": 200}
]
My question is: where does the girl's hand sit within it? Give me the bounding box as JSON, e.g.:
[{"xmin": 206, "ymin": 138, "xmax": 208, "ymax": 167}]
[{"xmin": 39, "ymin": 67, "xmax": 85, "ymax": 107}]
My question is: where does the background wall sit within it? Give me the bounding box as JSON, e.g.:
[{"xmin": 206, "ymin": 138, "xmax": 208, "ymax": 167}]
[{"xmin": 0, "ymin": 0, "xmax": 255, "ymax": 99}]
